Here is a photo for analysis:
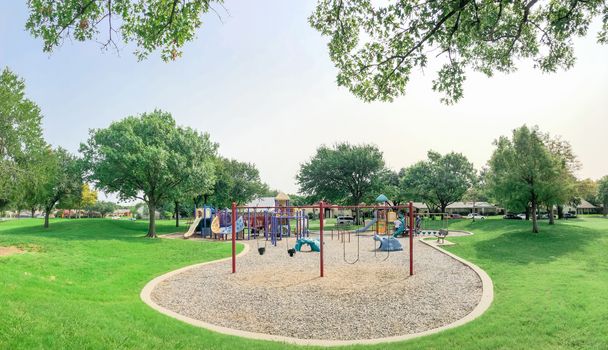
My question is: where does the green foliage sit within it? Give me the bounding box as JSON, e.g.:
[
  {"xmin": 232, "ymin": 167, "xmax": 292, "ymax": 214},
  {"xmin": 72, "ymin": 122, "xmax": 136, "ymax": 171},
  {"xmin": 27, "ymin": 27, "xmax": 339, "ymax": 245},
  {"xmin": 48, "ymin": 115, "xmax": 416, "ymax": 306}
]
[
  {"xmin": 0, "ymin": 67, "xmax": 45, "ymax": 209},
  {"xmin": 598, "ymin": 176, "xmax": 608, "ymax": 216},
  {"xmin": 25, "ymin": 0, "xmax": 224, "ymax": 61},
  {"xmin": 296, "ymin": 143, "xmax": 385, "ymax": 205},
  {"xmin": 89, "ymin": 200, "xmax": 118, "ymax": 217},
  {"xmin": 577, "ymin": 178, "xmax": 599, "ymax": 205},
  {"xmin": 211, "ymin": 157, "xmax": 267, "ymax": 208},
  {"xmin": 309, "ymin": 0, "xmax": 608, "ymax": 103},
  {"xmin": 80, "ymin": 110, "xmax": 216, "ymax": 236},
  {"xmin": 401, "ymin": 150, "xmax": 476, "ymax": 212},
  {"xmin": 37, "ymin": 147, "xmax": 83, "ymax": 227},
  {"xmin": 486, "ymin": 125, "xmax": 567, "ymax": 232}
]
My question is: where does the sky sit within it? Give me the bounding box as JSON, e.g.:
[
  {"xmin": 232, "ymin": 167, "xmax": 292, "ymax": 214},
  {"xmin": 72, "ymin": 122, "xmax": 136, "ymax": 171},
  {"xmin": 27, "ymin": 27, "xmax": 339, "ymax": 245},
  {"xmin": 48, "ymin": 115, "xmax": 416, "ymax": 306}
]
[{"xmin": 1, "ymin": 1, "xmax": 607, "ymax": 201}]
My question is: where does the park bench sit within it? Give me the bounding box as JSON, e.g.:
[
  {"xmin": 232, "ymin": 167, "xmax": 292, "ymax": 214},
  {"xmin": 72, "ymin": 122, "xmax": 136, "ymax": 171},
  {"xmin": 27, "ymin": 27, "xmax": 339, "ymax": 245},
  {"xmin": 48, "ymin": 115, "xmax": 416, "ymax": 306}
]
[{"xmin": 436, "ymin": 229, "xmax": 449, "ymax": 244}]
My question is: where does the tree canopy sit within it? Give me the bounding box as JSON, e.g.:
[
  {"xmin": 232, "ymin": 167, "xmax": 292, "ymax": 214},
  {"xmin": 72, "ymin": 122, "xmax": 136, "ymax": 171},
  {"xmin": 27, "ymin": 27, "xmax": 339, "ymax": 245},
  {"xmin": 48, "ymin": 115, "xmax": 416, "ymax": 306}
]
[
  {"xmin": 486, "ymin": 125, "xmax": 568, "ymax": 232},
  {"xmin": 26, "ymin": 0, "xmax": 225, "ymax": 61},
  {"xmin": 0, "ymin": 68, "xmax": 45, "ymax": 209},
  {"xmin": 38, "ymin": 147, "xmax": 83, "ymax": 228},
  {"xmin": 309, "ymin": 0, "xmax": 608, "ymax": 104},
  {"xmin": 598, "ymin": 176, "xmax": 608, "ymax": 216},
  {"xmin": 210, "ymin": 157, "xmax": 267, "ymax": 208},
  {"xmin": 80, "ymin": 110, "xmax": 216, "ymax": 237},
  {"xmin": 400, "ymin": 150, "xmax": 476, "ymax": 213},
  {"xmin": 297, "ymin": 143, "xmax": 385, "ymax": 205}
]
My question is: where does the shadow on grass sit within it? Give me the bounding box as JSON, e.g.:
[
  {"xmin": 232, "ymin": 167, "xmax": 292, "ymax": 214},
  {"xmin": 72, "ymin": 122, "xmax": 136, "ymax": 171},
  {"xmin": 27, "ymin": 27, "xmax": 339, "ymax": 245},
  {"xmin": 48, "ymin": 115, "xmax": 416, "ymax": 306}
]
[
  {"xmin": 0, "ymin": 219, "xmax": 179, "ymax": 243},
  {"xmin": 470, "ymin": 220, "xmax": 604, "ymax": 265}
]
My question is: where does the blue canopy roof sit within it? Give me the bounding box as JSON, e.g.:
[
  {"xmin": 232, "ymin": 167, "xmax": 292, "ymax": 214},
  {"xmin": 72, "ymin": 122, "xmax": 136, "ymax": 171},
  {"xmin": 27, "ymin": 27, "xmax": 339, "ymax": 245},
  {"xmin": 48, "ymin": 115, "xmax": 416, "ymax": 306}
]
[{"xmin": 375, "ymin": 194, "xmax": 389, "ymax": 203}]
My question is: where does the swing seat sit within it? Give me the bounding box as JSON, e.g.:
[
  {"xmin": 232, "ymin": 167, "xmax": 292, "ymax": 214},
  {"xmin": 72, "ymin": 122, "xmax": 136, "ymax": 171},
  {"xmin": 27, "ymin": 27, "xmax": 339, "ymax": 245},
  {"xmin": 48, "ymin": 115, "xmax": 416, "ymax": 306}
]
[{"xmin": 258, "ymin": 247, "xmax": 266, "ymax": 255}]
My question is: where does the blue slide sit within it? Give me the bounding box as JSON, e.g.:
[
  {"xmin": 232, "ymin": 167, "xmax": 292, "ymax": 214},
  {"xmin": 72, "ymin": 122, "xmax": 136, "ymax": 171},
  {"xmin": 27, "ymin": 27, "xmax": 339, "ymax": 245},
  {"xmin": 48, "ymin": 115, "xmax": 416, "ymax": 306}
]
[{"xmin": 355, "ymin": 218, "xmax": 378, "ymax": 233}]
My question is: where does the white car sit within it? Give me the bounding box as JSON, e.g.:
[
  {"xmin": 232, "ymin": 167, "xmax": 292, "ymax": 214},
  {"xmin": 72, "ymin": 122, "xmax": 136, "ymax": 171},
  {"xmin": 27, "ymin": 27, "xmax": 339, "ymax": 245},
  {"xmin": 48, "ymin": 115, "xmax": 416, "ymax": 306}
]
[
  {"xmin": 466, "ymin": 213, "xmax": 485, "ymax": 220},
  {"xmin": 517, "ymin": 213, "xmax": 527, "ymax": 220},
  {"xmin": 336, "ymin": 216, "xmax": 354, "ymax": 225}
]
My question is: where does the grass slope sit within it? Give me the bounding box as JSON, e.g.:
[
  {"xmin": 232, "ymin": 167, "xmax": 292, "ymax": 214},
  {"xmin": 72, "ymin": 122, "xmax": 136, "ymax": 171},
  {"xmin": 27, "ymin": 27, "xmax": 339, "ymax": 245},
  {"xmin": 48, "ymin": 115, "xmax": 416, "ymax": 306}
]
[{"xmin": 0, "ymin": 217, "xmax": 606, "ymax": 349}]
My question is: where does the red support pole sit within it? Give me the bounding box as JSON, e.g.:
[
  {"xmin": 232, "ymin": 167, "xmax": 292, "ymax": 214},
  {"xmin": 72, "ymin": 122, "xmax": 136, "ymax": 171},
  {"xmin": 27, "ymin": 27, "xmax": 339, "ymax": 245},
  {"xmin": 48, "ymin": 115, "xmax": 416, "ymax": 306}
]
[
  {"xmin": 409, "ymin": 201, "xmax": 414, "ymax": 276},
  {"xmin": 231, "ymin": 202, "xmax": 236, "ymax": 274},
  {"xmin": 319, "ymin": 201, "xmax": 325, "ymax": 278}
]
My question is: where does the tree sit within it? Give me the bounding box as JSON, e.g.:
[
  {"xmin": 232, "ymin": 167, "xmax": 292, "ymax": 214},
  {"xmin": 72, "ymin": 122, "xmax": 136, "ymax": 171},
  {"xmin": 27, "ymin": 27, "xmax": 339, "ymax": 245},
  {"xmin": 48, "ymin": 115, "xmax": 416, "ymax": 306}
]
[
  {"xmin": 297, "ymin": 143, "xmax": 385, "ymax": 205},
  {"xmin": 541, "ymin": 132, "xmax": 580, "ymax": 221},
  {"xmin": 26, "ymin": 0, "xmax": 225, "ymax": 61},
  {"xmin": 309, "ymin": 1, "xmax": 608, "ymax": 103},
  {"xmin": 401, "ymin": 150, "xmax": 476, "ymax": 215},
  {"xmin": 577, "ymin": 178, "xmax": 599, "ymax": 206},
  {"xmin": 38, "ymin": 147, "xmax": 83, "ymax": 228},
  {"xmin": 0, "ymin": 67, "xmax": 45, "ymax": 209},
  {"xmin": 374, "ymin": 169, "xmax": 403, "ymax": 205},
  {"xmin": 598, "ymin": 176, "xmax": 608, "ymax": 217},
  {"xmin": 486, "ymin": 125, "xmax": 565, "ymax": 233},
  {"xmin": 80, "ymin": 184, "xmax": 99, "ymax": 217},
  {"xmin": 81, "ymin": 110, "xmax": 216, "ymax": 237},
  {"xmin": 211, "ymin": 157, "xmax": 266, "ymax": 209},
  {"xmin": 90, "ymin": 201, "xmax": 118, "ymax": 218}
]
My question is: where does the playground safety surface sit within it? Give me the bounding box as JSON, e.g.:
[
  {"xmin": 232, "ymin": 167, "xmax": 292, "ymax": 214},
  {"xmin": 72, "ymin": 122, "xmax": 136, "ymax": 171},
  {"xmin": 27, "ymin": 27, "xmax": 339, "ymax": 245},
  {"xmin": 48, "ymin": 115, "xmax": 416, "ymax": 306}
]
[{"xmin": 146, "ymin": 233, "xmax": 488, "ymax": 344}]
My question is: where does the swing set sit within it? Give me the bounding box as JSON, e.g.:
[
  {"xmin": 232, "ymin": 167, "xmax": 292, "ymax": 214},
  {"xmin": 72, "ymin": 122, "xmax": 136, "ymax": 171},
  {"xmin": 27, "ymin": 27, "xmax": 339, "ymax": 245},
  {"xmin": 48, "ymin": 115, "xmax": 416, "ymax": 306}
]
[{"xmin": 228, "ymin": 202, "xmax": 418, "ymax": 277}]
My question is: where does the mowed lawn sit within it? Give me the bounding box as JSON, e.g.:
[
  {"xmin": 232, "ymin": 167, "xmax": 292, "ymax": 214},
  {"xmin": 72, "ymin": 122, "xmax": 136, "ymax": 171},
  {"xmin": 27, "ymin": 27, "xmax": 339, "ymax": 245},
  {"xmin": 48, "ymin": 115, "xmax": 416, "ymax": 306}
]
[{"xmin": 0, "ymin": 217, "xmax": 607, "ymax": 349}]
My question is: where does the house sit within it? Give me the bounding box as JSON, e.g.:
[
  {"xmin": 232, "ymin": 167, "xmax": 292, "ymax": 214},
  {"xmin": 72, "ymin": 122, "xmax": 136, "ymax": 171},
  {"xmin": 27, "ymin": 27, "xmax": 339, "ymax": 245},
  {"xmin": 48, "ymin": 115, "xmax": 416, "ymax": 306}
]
[
  {"xmin": 446, "ymin": 201, "xmax": 500, "ymax": 215},
  {"xmin": 112, "ymin": 209, "xmax": 132, "ymax": 217},
  {"xmin": 562, "ymin": 199, "xmax": 599, "ymax": 215}
]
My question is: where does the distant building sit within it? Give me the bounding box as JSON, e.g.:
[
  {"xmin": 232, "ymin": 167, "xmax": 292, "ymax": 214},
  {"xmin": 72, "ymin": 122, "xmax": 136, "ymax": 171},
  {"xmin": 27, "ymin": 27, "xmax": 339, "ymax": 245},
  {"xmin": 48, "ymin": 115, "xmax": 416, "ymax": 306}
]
[
  {"xmin": 112, "ymin": 209, "xmax": 132, "ymax": 217},
  {"xmin": 563, "ymin": 199, "xmax": 599, "ymax": 214},
  {"xmin": 446, "ymin": 201, "xmax": 500, "ymax": 215}
]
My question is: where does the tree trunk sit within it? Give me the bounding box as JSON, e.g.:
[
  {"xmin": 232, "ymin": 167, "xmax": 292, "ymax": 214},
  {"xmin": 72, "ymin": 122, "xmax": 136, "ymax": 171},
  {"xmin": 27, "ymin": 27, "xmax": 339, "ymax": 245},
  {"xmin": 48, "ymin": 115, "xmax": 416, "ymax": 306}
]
[
  {"xmin": 603, "ymin": 202, "xmax": 607, "ymax": 217},
  {"xmin": 440, "ymin": 204, "xmax": 447, "ymax": 220},
  {"xmin": 175, "ymin": 201, "xmax": 180, "ymax": 227},
  {"xmin": 31, "ymin": 208, "xmax": 35, "ymax": 218},
  {"xmin": 557, "ymin": 205, "xmax": 564, "ymax": 219},
  {"xmin": 146, "ymin": 202, "xmax": 157, "ymax": 238},
  {"xmin": 44, "ymin": 209, "xmax": 50, "ymax": 228},
  {"xmin": 531, "ymin": 200, "xmax": 539, "ymax": 233},
  {"xmin": 548, "ymin": 206, "xmax": 555, "ymax": 225},
  {"xmin": 525, "ymin": 206, "xmax": 530, "ymax": 220}
]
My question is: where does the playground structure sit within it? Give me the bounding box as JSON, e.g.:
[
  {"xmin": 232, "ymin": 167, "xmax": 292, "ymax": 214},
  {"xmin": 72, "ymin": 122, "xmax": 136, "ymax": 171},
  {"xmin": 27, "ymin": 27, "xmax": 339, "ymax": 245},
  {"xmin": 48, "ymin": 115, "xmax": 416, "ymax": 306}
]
[
  {"xmin": 183, "ymin": 191, "xmax": 450, "ymax": 278},
  {"xmin": 183, "ymin": 193, "xmax": 310, "ymax": 244},
  {"xmin": 225, "ymin": 200, "xmax": 422, "ymax": 277}
]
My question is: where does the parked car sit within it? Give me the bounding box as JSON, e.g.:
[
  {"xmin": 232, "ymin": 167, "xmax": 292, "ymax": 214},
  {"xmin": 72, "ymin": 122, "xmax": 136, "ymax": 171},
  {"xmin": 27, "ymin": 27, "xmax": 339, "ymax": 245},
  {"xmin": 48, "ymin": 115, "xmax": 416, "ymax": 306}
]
[
  {"xmin": 516, "ymin": 213, "xmax": 527, "ymax": 220},
  {"xmin": 540, "ymin": 213, "xmax": 557, "ymax": 219},
  {"xmin": 466, "ymin": 213, "xmax": 485, "ymax": 220},
  {"xmin": 563, "ymin": 212, "xmax": 577, "ymax": 219},
  {"xmin": 503, "ymin": 213, "xmax": 523, "ymax": 220},
  {"xmin": 336, "ymin": 215, "xmax": 354, "ymax": 225},
  {"xmin": 449, "ymin": 213, "xmax": 463, "ymax": 219}
]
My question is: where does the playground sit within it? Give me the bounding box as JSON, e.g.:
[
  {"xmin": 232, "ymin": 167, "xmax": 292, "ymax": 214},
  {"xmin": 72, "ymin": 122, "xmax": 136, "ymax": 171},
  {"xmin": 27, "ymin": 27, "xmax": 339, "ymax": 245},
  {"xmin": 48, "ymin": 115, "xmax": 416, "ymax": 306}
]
[
  {"xmin": 145, "ymin": 194, "xmax": 490, "ymax": 345},
  {"xmin": 148, "ymin": 234, "xmax": 484, "ymax": 344}
]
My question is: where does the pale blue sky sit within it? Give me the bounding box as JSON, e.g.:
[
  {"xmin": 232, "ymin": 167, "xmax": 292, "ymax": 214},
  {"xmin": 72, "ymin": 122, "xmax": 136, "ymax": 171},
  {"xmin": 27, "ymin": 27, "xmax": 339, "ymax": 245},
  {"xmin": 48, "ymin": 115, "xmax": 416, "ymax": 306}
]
[{"xmin": 1, "ymin": 1, "xmax": 607, "ymax": 198}]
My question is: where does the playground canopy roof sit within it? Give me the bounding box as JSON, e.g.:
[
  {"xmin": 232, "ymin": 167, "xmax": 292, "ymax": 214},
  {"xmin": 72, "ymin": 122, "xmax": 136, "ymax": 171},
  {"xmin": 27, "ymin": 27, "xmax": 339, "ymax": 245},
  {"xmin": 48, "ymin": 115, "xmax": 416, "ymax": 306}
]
[{"xmin": 275, "ymin": 192, "xmax": 290, "ymax": 201}]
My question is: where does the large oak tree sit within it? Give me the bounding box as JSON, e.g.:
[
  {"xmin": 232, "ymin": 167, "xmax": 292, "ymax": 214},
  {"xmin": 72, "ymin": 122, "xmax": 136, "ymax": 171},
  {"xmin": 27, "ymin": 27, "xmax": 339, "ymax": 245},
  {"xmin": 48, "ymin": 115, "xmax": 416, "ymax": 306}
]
[
  {"xmin": 81, "ymin": 110, "xmax": 216, "ymax": 237},
  {"xmin": 297, "ymin": 142, "xmax": 385, "ymax": 205},
  {"xmin": 310, "ymin": 0, "xmax": 608, "ymax": 103},
  {"xmin": 400, "ymin": 150, "xmax": 476, "ymax": 214}
]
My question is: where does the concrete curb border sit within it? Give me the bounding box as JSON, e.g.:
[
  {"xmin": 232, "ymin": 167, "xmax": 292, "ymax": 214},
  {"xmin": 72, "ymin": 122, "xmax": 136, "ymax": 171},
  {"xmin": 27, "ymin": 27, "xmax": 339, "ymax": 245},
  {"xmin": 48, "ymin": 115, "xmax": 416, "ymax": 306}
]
[{"xmin": 141, "ymin": 231, "xmax": 493, "ymax": 347}]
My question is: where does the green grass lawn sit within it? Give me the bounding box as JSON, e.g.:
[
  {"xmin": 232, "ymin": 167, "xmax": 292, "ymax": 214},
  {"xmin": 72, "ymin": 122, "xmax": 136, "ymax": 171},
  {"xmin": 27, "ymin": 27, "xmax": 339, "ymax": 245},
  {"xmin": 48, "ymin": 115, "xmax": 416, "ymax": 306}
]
[{"xmin": 1, "ymin": 217, "xmax": 607, "ymax": 349}]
